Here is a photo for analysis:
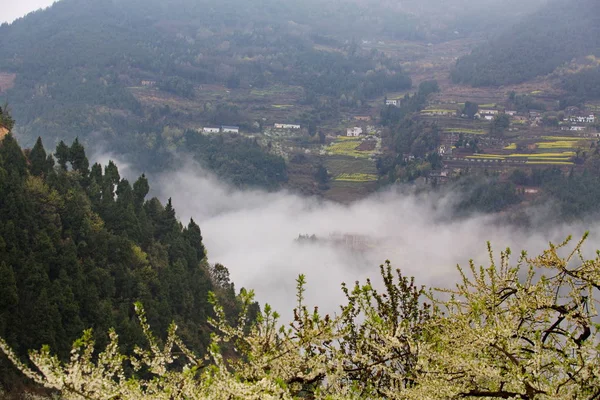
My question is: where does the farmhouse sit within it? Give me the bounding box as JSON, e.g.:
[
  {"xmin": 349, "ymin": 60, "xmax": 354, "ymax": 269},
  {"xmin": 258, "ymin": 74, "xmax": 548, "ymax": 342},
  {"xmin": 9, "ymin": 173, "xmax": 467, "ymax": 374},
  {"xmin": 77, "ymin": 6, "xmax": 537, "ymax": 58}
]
[
  {"xmin": 222, "ymin": 125, "xmax": 240, "ymax": 133},
  {"xmin": 347, "ymin": 127, "xmax": 363, "ymax": 137},
  {"xmin": 385, "ymin": 99, "xmax": 399, "ymax": 106},
  {"xmin": 570, "ymin": 126, "xmax": 585, "ymax": 131},
  {"xmin": 141, "ymin": 80, "xmax": 156, "ymax": 86},
  {"xmin": 484, "ymin": 115, "xmax": 494, "ymax": 121},
  {"xmin": 438, "ymin": 145, "xmax": 452, "ymax": 156},
  {"xmin": 203, "ymin": 127, "xmax": 220, "ymax": 134},
  {"xmin": 480, "ymin": 109, "xmax": 499, "ymax": 116},
  {"xmin": 274, "ymin": 123, "xmax": 301, "ymax": 129},
  {"xmin": 505, "ymin": 110, "xmax": 517, "ymax": 116}
]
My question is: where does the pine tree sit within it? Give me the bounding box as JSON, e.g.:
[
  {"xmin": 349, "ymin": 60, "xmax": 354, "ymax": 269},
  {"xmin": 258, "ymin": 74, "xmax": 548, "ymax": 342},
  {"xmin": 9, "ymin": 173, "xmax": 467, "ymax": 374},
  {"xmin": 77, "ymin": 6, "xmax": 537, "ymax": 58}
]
[
  {"xmin": 133, "ymin": 174, "xmax": 150, "ymax": 211},
  {"xmin": 184, "ymin": 218, "xmax": 206, "ymax": 262},
  {"xmin": 0, "ymin": 134, "xmax": 28, "ymax": 178},
  {"xmin": 55, "ymin": 141, "xmax": 70, "ymax": 170},
  {"xmin": 29, "ymin": 137, "xmax": 49, "ymax": 177},
  {"xmin": 69, "ymin": 138, "xmax": 89, "ymax": 174}
]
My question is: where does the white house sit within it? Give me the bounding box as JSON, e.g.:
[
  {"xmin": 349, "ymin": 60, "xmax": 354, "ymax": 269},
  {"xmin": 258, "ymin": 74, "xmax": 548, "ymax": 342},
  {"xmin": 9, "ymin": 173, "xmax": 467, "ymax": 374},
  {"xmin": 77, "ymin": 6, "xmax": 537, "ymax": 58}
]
[
  {"xmin": 567, "ymin": 115, "xmax": 595, "ymax": 124},
  {"xmin": 274, "ymin": 123, "xmax": 301, "ymax": 129},
  {"xmin": 222, "ymin": 125, "xmax": 240, "ymax": 133},
  {"xmin": 484, "ymin": 115, "xmax": 495, "ymax": 121},
  {"xmin": 505, "ymin": 110, "xmax": 517, "ymax": 116},
  {"xmin": 203, "ymin": 127, "xmax": 220, "ymax": 134},
  {"xmin": 570, "ymin": 126, "xmax": 585, "ymax": 131},
  {"xmin": 141, "ymin": 80, "xmax": 156, "ymax": 86},
  {"xmin": 480, "ymin": 109, "xmax": 499, "ymax": 115},
  {"xmin": 346, "ymin": 127, "xmax": 363, "ymax": 137},
  {"xmin": 385, "ymin": 99, "xmax": 399, "ymax": 106}
]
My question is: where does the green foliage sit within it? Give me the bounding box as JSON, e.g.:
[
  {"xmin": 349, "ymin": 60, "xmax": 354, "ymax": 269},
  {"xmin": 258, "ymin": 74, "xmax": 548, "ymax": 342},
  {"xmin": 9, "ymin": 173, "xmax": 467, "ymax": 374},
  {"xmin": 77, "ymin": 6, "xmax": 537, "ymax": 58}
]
[
  {"xmin": 489, "ymin": 114, "xmax": 510, "ymax": 137},
  {"xmin": 451, "ymin": 0, "xmax": 600, "ymax": 86},
  {"xmin": 0, "ymin": 105, "xmax": 14, "ymax": 131},
  {"xmin": 158, "ymin": 77, "xmax": 195, "ymax": 99},
  {"xmin": 462, "ymin": 101, "xmax": 478, "ymax": 119},
  {"xmin": 560, "ymin": 66, "xmax": 600, "ymax": 102},
  {"xmin": 0, "ymin": 135, "xmax": 244, "ymax": 393},
  {"xmin": 452, "ymin": 175, "xmax": 522, "ymax": 215},
  {"xmin": 3, "ymin": 237, "xmax": 599, "ymax": 399},
  {"xmin": 0, "ymin": 0, "xmax": 409, "ymax": 189},
  {"xmin": 185, "ymin": 131, "xmax": 288, "ymax": 189}
]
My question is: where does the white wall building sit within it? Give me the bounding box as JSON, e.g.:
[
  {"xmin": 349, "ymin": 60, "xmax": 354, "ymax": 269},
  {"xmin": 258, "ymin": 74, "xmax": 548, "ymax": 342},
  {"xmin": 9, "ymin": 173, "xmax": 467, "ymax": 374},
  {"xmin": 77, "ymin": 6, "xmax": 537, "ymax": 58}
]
[
  {"xmin": 274, "ymin": 123, "xmax": 301, "ymax": 129},
  {"xmin": 480, "ymin": 109, "xmax": 499, "ymax": 115},
  {"xmin": 385, "ymin": 99, "xmax": 399, "ymax": 106},
  {"xmin": 346, "ymin": 127, "xmax": 363, "ymax": 137},
  {"xmin": 203, "ymin": 127, "xmax": 220, "ymax": 133},
  {"xmin": 222, "ymin": 125, "xmax": 240, "ymax": 133}
]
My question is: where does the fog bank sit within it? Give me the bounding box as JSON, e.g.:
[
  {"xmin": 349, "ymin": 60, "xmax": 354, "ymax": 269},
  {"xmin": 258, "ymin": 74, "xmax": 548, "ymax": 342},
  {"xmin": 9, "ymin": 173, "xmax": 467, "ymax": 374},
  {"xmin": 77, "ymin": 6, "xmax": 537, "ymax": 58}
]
[{"xmin": 148, "ymin": 163, "xmax": 592, "ymax": 317}]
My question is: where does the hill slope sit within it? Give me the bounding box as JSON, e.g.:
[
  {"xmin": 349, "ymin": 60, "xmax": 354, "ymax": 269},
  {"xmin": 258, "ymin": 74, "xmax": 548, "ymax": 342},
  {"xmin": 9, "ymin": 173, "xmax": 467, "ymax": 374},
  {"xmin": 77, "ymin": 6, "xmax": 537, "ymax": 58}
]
[
  {"xmin": 451, "ymin": 0, "xmax": 600, "ymax": 87},
  {"xmin": 0, "ymin": 131, "xmax": 246, "ymax": 393}
]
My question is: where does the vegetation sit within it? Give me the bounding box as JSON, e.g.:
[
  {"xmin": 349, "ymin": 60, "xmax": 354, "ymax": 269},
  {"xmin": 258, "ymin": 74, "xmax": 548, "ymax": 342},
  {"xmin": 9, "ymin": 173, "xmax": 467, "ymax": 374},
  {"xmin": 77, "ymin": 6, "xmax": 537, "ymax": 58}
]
[
  {"xmin": 0, "ymin": 105, "xmax": 14, "ymax": 131},
  {"xmin": 0, "ymin": 133, "xmax": 246, "ymax": 393},
  {"xmin": 0, "ymin": 0, "xmax": 413, "ymax": 186},
  {"xmin": 451, "ymin": 0, "xmax": 600, "ymax": 86},
  {"xmin": 2, "ymin": 236, "xmax": 599, "ymax": 399}
]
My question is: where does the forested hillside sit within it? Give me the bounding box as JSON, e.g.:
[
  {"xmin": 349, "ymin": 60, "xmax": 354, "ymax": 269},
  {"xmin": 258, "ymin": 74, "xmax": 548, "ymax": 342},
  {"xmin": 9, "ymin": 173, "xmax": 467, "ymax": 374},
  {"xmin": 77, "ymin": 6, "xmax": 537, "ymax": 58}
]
[
  {"xmin": 0, "ymin": 130, "xmax": 246, "ymax": 393},
  {"xmin": 451, "ymin": 0, "xmax": 600, "ymax": 87},
  {"xmin": 0, "ymin": 0, "xmax": 547, "ymax": 189}
]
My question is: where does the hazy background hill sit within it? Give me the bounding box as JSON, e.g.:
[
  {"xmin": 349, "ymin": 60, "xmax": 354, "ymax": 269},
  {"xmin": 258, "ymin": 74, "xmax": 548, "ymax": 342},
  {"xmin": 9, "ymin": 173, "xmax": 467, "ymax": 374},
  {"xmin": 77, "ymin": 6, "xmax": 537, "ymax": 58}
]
[
  {"xmin": 0, "ymin": 0, "xmax": 544, "ymax": 189},
  {"xmin": 451, "ymin": 0, "xmax": 600, "ymax": 87}
]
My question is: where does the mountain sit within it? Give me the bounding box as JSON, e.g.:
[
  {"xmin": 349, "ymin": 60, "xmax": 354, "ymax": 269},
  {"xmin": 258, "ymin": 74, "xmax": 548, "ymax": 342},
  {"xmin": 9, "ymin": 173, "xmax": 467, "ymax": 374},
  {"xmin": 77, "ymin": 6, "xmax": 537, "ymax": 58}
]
[
  {"xmin": 0, "ymin": 0, "xmax": 545, "ymax": 189},
  {"xmin": 451, "ymin": 0, "xmax": 600, "ymax": 87},
  {"xmin": 0, "ymin": 131, "xmax": 248, "ymax": 393}
]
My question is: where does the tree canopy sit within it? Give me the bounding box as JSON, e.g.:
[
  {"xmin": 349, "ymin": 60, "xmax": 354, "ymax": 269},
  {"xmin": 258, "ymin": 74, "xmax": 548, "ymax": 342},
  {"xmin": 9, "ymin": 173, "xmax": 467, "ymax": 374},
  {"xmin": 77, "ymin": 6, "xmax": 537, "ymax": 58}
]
[
  {"xmin": 0, "ymin": 134, "xmax": 245, "ymax": 393},
  {"xmin": 3, "ymin": 230, "xmax": 599, "ymax": 399}
]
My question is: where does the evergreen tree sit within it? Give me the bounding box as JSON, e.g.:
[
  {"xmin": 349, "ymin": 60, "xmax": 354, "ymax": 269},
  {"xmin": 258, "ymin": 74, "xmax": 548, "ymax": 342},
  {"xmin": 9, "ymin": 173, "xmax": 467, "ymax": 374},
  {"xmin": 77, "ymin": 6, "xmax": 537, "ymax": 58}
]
[
  {"xmin": 0, "ymin": 134, "xmax": 28, "ymax": 178},
  {"xmin": 55, "ymin": 141, "xmax": 70, "ymax": 170},
  {"xmin": 29, "ymin": 137, "xmax": 49, "ymax": 177},
  {"xmin": 69, "ymin": 138, "xmax": 89, "ymax": 174}
]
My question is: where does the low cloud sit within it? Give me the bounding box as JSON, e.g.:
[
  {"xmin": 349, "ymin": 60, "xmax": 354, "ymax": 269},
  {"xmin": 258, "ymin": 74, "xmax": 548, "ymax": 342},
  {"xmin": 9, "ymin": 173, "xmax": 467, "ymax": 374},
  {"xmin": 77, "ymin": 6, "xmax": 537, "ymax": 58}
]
[{"xmin": 144, "ymin": 162, "xmax": 593, "ymax": 317}]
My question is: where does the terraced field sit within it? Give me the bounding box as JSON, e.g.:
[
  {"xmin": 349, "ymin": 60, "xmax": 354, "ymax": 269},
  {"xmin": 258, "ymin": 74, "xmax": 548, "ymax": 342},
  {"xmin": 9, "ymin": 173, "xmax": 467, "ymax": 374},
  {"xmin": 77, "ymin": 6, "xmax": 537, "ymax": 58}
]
[{"xmin": 326, "ymin": 137, "xmax": 376, "ymax": 159}]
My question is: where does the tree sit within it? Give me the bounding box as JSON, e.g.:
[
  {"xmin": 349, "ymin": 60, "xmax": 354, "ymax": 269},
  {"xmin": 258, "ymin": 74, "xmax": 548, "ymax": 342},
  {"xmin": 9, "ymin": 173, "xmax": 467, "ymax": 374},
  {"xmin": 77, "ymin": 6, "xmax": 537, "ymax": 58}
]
[
  {"xmin": 462, "ymin": 101, "xmax": 479, "ymax": 119},
  {"xmin": 29, "ymin": 137, "xmax": 50, "ymax": 177},
  {"xmin": 3, "ymin": 236, "xmax": 598, "ymax": 399},
  {"xmin": 55, "ymin": 141, "xmax": 70, "ymax": 170},
  {"xmin": 314, "ymin": 164, "xmax": 329, "ymax": 189},
  {"xmin": 490, "ymin": 114, "xmax": 510, "ymax": 137},
  {"xmin": 69, "ymin": 138, "xmax": 89, "ymax": 174}
]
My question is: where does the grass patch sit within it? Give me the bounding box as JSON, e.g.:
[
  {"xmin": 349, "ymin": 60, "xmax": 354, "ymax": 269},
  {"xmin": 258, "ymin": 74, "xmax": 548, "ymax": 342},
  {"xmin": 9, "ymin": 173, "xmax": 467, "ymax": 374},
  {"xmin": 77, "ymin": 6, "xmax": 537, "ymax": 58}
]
[
  {"xmin": 540, "ymin": 136, "xmax": 581, "ymax": 141},
  {"xmin": 508, "ymin": 152, "xmax": 575, "ymax": 158},
  {"xmin": 467, "ymin": 155, "xmax": 506, "ymax": 160},
  {"xmin": 536, "ymin": 141, "xmax": 579, "ymax": 149},
  {"xmin": 334, "ymin": 173, "xmax": 378, "ymax": 182},
  {"xmin": 328, "ymin": 139, "xmax": 372, "ymax": 158},
  {"xmin": 326, "ymin": 157, "xmax": 377, "ymax": 176},
  {"xmin": 446, "ymin": 128, "xmax": 486, "ymax": 135},
  {"xmin": 422, "ymin": 109, "xmax": 456, "ymax": 113},
  {"xmin": 526, "ymin": 161, "xmax": 573, "ymax": 165},
  {"xmin": 504, "ymin": 143, "xmax": 517, "ymax": 150}
]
